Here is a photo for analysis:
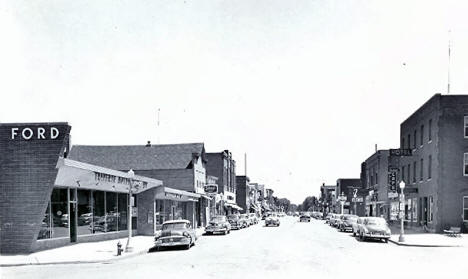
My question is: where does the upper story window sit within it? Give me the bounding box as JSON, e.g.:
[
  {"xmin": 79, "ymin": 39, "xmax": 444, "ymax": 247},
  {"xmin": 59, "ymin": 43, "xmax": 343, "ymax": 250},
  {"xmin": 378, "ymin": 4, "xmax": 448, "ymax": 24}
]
[
  {"xmin": 413, "ymin": 130, "xmax": 417, "ymax": 149},
  {"xmin": 428, "ymin": 155, "xmax": 432, "ymax": 179},
  {"xmin": 464, "ymin": 116, "xmax": 468, "ymax": 138},
  {"xmin": 413, "ymin": 161, "xmax": 417, "ymax": 183},
  {"xmin": 402, "ymin": 166, "xmax": 406, "ymax": 182},
  {"xmin": 464, "ymin": 153, "xmax": 468, "ymax": 176},
  {"xmin": 407, "ymin": 134, "xmax": 411, "ymax": 149},
  {"xmin": 428, "ymin": 119, "xmax": 432, "ymax": 142},
  {"xmin": 420, "ymin": 158, "xmax": 424, "ymax": 181},
  {"xmin": 402, "ymin": 138, "xmax": 405, "ymax": 149},
  {"xmin": 420, "ymin": 125, "xmax": 424, "ymax": 147},
  {"xmin": 407, "ymin": 164, "xmax": 411, "ymax": 184}
]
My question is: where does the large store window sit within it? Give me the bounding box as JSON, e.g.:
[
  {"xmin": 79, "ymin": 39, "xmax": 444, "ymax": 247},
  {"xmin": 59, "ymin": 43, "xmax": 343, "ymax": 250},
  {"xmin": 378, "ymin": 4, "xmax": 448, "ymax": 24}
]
[
  {"xmin": 38, "ymin": 188, "xmax": 69, "ymax": 240},
  {"xmin": 106, "ymin": 192, "xmax": 118, "ymax": 232},
  {"xmin": 92, "ymin": 191, "xmax": 106, "ymax": 234},
  {"xmin": 118, "ymin": 193, "xmax": 128, "ymax": 231},
  {"xmin": 77, "ymin": 190, "xmax": 93, "ymax": 236}
]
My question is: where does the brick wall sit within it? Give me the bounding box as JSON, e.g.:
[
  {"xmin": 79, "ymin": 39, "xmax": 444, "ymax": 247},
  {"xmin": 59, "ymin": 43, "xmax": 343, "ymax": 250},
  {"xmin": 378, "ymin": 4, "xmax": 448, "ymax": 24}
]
[{"xmin": 0, "ymin": 123, "xmax": 70, "ymax": 254}]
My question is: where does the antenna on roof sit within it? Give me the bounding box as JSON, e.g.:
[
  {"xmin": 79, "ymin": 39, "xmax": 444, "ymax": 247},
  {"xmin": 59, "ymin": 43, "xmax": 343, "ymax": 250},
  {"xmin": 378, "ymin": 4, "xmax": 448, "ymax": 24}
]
[{"xmin": 448, "ymin": 30, "xmax": 451, "ymax": 94}]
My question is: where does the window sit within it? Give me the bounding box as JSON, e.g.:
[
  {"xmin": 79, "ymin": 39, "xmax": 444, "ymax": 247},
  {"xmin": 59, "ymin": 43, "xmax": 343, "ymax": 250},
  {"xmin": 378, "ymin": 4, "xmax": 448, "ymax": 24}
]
[
  {"xmin": 77, "ymin": 190, "xmax": 92, "ymax": 236},
  {"xmin": 428, "ymin": 119, "xmax": 432, "ymax": 142},
  {"xmin": 464, "ymin": 197, "xmax": 468, "ymax": 221},
  {"xmin": 428, "ymin": 155, "xmax": 432, "ymax": 179},
  {"xmin": 464, "ymin": 153, "xmax": 468, "ymax": 176},
  {"xmin": 465, "ymin": 116, "xmax": 468, "ymax": 138},
  {"xmin": 413, "ymin": 130, "xmax": 417, "ymax": 149},
  {"xmin": 92, "ymin": 191, "xmax": 105, "ymax": 234},
  {"xmin": 407, "ymin": 134, "xmax": 411, "ymax": 149},
  {"xmin": 413, "ymin": 161, "xmax": 416, "ymax": 183},
  {"xmin": 407, "ymin": 164, "xmax": 411, "ymax": 184},
  {"xmin": 420, "ymin": 125, "xmax": 424, "ymax": 146},
  {"xmin": 38, "ymin": 188, "xmax": 69, "ymax": 240},
  {"xmin": 402, "ymin": 138, "xmax": 405, "ymax": 149},
  {"xmin": 420, "ymin": 158, "xmax": 424, "ymax": 181},
  {"xmin": 428, "ymin": 196, "xmax": 433, "ymax": 223}
]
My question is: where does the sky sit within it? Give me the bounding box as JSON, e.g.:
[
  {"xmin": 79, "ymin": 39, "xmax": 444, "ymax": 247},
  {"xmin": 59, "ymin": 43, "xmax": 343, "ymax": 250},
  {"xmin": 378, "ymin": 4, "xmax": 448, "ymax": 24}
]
[{"xmin": 2, "ymin": 0, "xmax": 468, "ymax": 204}]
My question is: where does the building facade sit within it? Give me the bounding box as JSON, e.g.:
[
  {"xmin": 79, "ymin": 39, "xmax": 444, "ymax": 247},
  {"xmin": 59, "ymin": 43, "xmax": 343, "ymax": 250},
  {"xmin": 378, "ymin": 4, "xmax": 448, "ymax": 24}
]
[
  {"xmin": 205, "ymin": 150, "xmax": 241, "ymax": 214},
  {"xmin": 319, "ymin": 184, "xmax": 336, "ymax": 214},
  {"xmin": 398, "ymin": 94, "xmax": 468, "ymax": 232},
  {"xmin": 336, "ymin": 179, "xmax": 364, "ymax": 215},
  {"xmin": 69, "ymin": 142, "xmax": 211, "ymax": 230}
]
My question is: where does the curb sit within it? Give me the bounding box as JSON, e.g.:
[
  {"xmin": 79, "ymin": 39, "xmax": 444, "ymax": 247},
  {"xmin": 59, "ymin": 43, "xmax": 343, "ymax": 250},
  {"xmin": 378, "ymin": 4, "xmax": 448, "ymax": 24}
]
[
  {"xmin": 388, "ymin": 239, "xmax": 463, "ymax": 248},
  {"xmin": 0, "ymin": 248, "xmax": 149, "ymax": 267}
]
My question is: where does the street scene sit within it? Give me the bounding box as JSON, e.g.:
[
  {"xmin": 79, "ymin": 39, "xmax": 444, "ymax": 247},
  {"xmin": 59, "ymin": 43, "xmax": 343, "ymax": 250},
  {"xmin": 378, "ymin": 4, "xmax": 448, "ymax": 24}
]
[
  {"xmin": 2, "ymin": 1, "xmax": 468, "ymax": 278},
  {"xmin": 3, "ymin": 216, "xmax": 468, "ymax": 279}
]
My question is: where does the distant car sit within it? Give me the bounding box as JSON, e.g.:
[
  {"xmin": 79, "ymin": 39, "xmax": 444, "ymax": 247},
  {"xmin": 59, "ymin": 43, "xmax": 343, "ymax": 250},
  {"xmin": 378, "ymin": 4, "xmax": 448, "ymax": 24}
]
[
  {"xmin": 154, "ymin": 220, "xmax": 197, "ymax": 250},
  {"xmin": 205, "ymin": 216, "xmax": 231, "ymax": 235},
  {"xmin": 293, "ymin": 212, "xmax": 300, "ymax": 217},
  {"xmin": 325, "ymin": 213, "xmax": 333, "ymax": 223},
  {"xmin": 239, "ymin": 214, "xmax": 251, "ymax": 227},
  {"xmin": 338, "ymin": 215, "xmax": 358, "ymax": 232},
  {"xmin": 227, "ymin": 215, "xmax": 243, "ymax": 230},
  {"xmin": 299, "ymin": 214, "xmax": 311, "ymax": 222},
  {"xmin": 358, "ymin": 217, "xmax": 391, "ymax": 243},
  {"xmin": 248, "ymin": 213, "xmax": 259, "ymax": 224},
  {"xmin": 330, "ymin": 214, "xmax": 343, "ymax": 227},
  {"xmin": 265, "ymin": 213, "xmax": 280, "ymax": 226}
]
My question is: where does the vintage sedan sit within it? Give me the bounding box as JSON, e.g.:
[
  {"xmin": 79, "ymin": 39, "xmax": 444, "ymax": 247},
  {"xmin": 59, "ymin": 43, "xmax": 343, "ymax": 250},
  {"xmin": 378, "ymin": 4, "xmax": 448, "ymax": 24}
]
[
  {"xmin": 330, "ymin": 214, "xmax": 343, "ymax": 227},
  {"xmin": 338, "ymin": 214, "xmax": 358, "ymax": 232},
  {"xmin": 154, "ymin": 220, "xmax": 197, "ymax": 250},
  {"xmin": 265, "ymin": 213, "xmax": 280, "ymax": 226},
  {"xmin": 227, "ymin": 215, "xmax": 243, "ymax": 229},
  {"xmin": 239, "ymin": 214, "xmax": 251, "ymax": 227},
  {"xmin": 299, "ymin": 213, "xmax": 311, "ymax": 222},
  {"xmin": 353, "ymin": 217, "xmax": 366, "ymax": 237},
  {"xmin": 358, "ymin": 217, "xmax": 391, "ymax": 243},
  {"xmin": 248, "ymin": 213, "xmax": 259, "ymax": 225},
  {"xmin": 205, "ymin": 216, "xmax": 231, "ymax": 235}
]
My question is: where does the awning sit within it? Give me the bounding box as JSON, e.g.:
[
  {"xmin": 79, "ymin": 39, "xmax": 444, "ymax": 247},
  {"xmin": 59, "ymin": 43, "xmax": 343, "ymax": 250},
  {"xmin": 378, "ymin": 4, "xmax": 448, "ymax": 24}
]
[
  {"xmin": 155, "ymin": 186, "xmax": 200, "ymax": 202},
  {"xmin": 225, "ymin": 202, "xmax": 243, "ymax": 211},
  {"xmin": 55, "ymin": 158, "xmax": 163, "ymax": 194}
]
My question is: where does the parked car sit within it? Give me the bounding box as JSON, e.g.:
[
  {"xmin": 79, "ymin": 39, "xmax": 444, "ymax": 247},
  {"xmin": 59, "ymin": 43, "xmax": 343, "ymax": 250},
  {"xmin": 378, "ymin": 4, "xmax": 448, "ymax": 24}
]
[
  {"xmin": 154, "ymin": 220, "xmax": 197, "ymax": 250},
  {"xmin": 358, "ymin": 217, "xmax": 391, "ymax": 243},
  {"xmin": 205, "ymin": 216, "xmax": 231, "ymax": 235},
  {"xmin": 325, "ymin": 213, "xmax": 333, "ymax": 223},
  {"xmin": 299, "ymin": 214, "xmax": 311, "ymax": 222},
  {"xmin": 227, "ymin": 215, "xmax": 243, "ymax": 229},
  {"xmin": 353, "ymin": 217, "xmax": 367, "ymax": 237},
  {"xmin": 265, "ymin": 213, "xmax": 280, "ymax": 226},
  {"xmin": 248, "ymin": 213, "xmax": 259, "ymax": 224},
  {"xmin": 338, "ymin": 214, "xmax": 358, "ymax": 232},
  {"xmin": 78, "ymin": 213, "xmax": 93, "ymax": 225},
  {"xmin": 330, "ymin": 214, "xmax": 343, "ymax": 227},
  {"xmin": 239, "ymin": 214, "xmax": 251, "ymax": 227}
]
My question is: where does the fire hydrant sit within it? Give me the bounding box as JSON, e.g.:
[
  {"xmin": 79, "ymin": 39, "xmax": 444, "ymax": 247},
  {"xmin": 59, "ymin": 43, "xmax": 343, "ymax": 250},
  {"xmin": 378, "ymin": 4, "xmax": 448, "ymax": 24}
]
[{"xmin": 117, "ymin": 241, "xmax": 123, "ymax": 256}]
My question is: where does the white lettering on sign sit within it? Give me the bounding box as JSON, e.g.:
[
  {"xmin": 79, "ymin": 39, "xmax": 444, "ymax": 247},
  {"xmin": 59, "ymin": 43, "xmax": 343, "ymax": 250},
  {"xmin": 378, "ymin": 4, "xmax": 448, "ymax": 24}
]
[{"xmin": 10, "ymin": 127, "xmax": 60, "ymax": 140}]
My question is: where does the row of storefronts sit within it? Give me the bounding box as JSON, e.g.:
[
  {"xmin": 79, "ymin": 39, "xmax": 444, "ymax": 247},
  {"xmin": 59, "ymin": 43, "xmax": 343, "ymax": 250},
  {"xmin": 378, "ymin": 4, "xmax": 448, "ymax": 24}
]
[{"xmin": 0, "ymin": 122, "xmax": 244, "ymax": 254}]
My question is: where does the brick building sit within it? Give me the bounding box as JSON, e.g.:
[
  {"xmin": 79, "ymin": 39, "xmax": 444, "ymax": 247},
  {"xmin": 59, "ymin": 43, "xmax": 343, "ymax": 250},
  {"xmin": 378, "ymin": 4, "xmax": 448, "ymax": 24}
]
[
  {"xmin": 205, "ymin": 150, "xmax": 241, "ymax": 214},
  {"xmin": 319, "ymin": 184, "xmax": 336, "ymax": 214},
  {"xmin": 336, "ymin": 178, "xmax": 364, "ymax": 215},
  {"xmin": 235, "ymin": 176, "xmax": 250, "ymax": 214},
  {"xmin": 398, "ymin": 94, "xmax": 468, "ymax": 232}
]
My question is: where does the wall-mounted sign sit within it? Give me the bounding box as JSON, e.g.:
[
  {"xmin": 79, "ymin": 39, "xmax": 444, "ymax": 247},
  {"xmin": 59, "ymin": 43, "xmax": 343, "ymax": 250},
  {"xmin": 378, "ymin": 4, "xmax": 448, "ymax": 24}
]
[
  {"xmin": 10, "ymin": 127, "xmax": 60, "ymax": 140},
  {"xmin": 389, "ymin": 149, "xmax": 412, "ymax": 156},
  {"xmin": 204, "ymin": 184, "xmax": 218, "ymax": 194}
]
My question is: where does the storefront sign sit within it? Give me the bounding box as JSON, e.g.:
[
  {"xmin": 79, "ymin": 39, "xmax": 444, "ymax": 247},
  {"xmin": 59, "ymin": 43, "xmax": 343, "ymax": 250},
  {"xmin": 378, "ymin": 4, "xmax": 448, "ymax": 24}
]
[
  {"xmin": 389, "ymin": 149, "xmax": 412, "ymax": 156},
  {"xmin": 388, "ymin": 192, "xmax": 399, "ymax": 199},
  {"xmin": 10, "ymin": 127, "xmax": 60, "ymax": 140},
  {"xmin": 204, "ymin": 184, "xmax": 218, "ymax": 194}
]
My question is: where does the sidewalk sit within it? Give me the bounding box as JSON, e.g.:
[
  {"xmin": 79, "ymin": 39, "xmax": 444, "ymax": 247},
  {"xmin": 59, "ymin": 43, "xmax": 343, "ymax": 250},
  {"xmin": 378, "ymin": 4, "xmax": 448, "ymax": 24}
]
[
  {"xmin": 0, "ymin": 228, "xmax": 205, "ymax": 267},
  {"xmin": 388, "ymin": 223, "xmax": 467, "ymax": 247}
]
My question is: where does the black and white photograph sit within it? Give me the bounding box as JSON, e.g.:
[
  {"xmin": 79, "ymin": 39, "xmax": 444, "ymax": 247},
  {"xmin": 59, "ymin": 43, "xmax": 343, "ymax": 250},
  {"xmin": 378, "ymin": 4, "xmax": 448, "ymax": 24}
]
[{"xmin": 1, "ymin": 1, "xmax": 468, "ymax": 278}]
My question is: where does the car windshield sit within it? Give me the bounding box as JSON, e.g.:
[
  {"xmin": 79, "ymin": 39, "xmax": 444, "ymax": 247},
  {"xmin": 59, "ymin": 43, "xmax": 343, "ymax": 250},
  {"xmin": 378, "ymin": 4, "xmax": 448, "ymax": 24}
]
[
  {"xmin": 366, "ymin": 219, "xmax": 387, "ymax": 226},
  {"xmin": 162, "ymin": 223, "xmax": 187, "ymax": 230},
  {"xmin": 211, "ymin": 216, "xmax": 226, "ymax": 222},
  {"xmin": 227, "ymin": 215, "xmax": 239, "ymax": 220}
]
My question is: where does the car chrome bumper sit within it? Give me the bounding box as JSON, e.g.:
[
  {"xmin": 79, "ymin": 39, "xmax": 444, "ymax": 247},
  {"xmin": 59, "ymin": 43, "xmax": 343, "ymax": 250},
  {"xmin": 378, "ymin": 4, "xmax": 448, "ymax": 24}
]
[
  {"xmin": 155, "ymin": 237, "xmax": 190, "ymax": 247},
  {"xmin": 363, "ymin": 233, "xmax": 390, "ymax": 239},
  {"xmin": 206, "ymin": 227, "xmax": 228, "ymax": 233}
]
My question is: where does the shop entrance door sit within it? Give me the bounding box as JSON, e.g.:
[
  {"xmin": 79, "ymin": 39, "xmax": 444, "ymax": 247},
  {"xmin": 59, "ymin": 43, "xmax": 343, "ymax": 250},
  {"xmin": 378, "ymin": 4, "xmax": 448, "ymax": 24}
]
[{"xmin": 70, "ymin": 202, "xmax": 77, "ymax": 242}]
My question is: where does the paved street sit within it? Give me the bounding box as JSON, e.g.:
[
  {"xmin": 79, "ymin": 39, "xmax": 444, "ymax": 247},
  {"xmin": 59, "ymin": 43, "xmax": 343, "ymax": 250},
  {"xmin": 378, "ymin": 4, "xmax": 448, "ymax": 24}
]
[{"xmin": 2, "ymin": 217, "xmax": 467, "ymax": 279}]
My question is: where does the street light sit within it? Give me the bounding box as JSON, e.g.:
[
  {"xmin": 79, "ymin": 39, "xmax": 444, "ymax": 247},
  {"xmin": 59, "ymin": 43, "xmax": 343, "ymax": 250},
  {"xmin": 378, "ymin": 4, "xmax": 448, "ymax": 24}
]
[
  {"xmin": 126, "ymin": 169, "xmax": 135, "ymax": 252},
  {"xmin": 399, "ymin": 181, "xmax": 406, "ymax": 242},
  {"xmin": 339, "ymin": 192, "xmax": 346, "ymax": 214}
]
